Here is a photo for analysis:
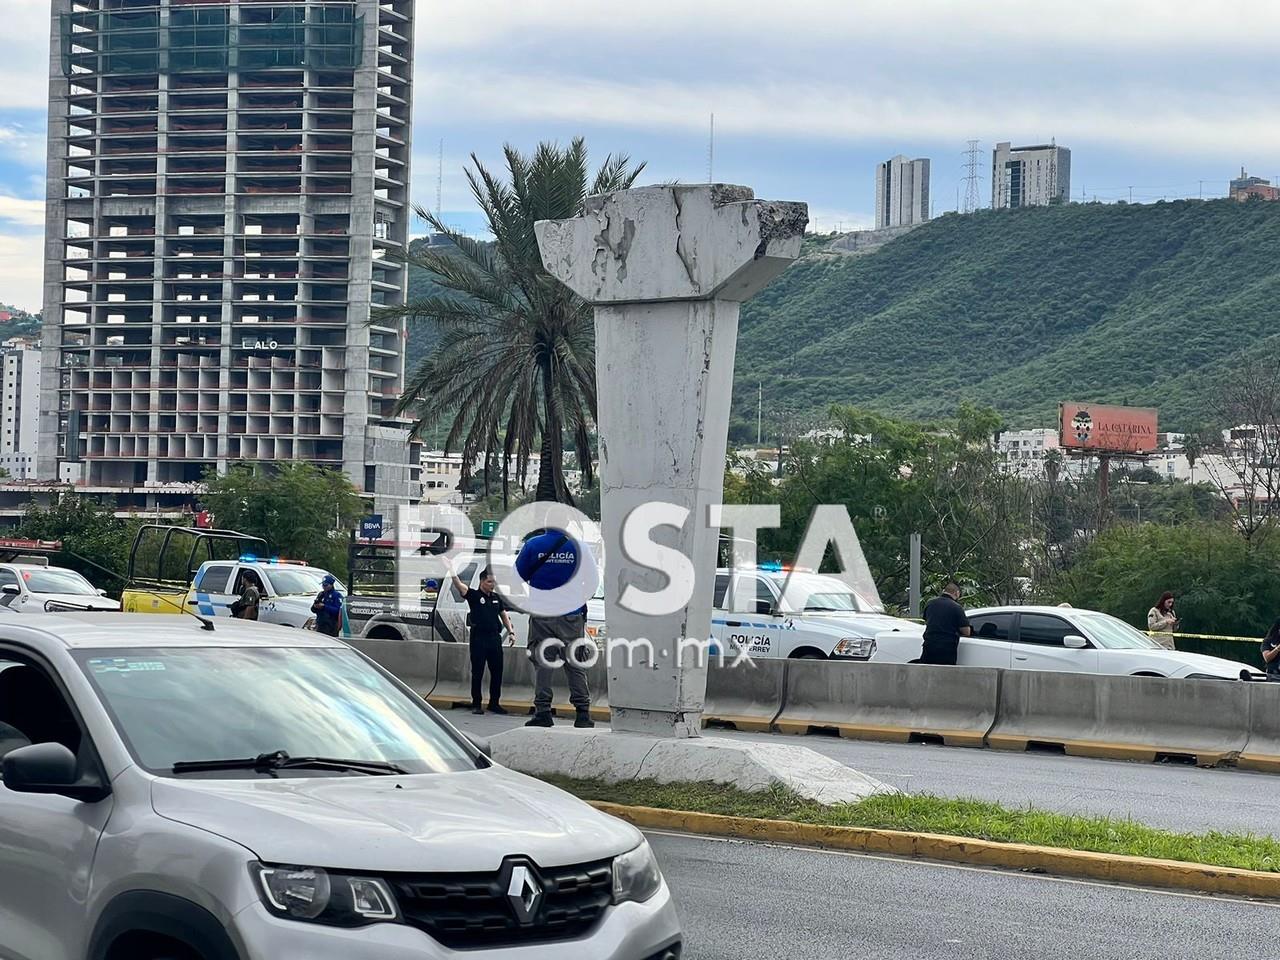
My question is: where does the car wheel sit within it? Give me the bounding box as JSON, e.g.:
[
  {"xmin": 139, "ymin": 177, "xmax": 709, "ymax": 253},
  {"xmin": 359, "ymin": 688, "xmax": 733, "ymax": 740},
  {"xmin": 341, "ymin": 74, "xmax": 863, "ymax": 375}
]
[{"xmin": 790, "ymin": 649, "xmax": 827, "ymax": 660}]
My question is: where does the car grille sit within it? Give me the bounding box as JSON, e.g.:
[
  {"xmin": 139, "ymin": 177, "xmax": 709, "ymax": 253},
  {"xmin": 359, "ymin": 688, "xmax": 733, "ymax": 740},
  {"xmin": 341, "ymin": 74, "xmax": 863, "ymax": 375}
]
[{"xmin": 389, "ymin": 857, "xmax": 614, "ymax": 949}]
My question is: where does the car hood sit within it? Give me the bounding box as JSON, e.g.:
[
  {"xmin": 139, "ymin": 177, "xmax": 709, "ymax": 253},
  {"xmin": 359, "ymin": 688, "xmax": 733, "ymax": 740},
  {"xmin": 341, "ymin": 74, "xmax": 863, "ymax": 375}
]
[
  {"xmin": 1121, "ymin": 649, "xmax": 1256, "ymax": 679},
  {"xmin": 151, "ymin": 765, "xmax": 640, "ymax": 872},
  {"xmin": 781, "ymin": 611, "xmax": 916, "ymax": 637},
  {"xmin": 23, "ymin": 592, "xmax": 120, "ymax": 611}
]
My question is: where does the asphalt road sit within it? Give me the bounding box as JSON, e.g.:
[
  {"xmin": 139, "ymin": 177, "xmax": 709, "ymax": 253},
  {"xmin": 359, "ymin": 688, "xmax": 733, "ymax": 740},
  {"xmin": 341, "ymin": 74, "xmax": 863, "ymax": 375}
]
[
  {"xmin": 649, "ymin": 831, "xmax": 1279, "ymax": 960},
  {"xmin": 452, "ymin": 711, "xmax": 1277, "ymax": 836}
]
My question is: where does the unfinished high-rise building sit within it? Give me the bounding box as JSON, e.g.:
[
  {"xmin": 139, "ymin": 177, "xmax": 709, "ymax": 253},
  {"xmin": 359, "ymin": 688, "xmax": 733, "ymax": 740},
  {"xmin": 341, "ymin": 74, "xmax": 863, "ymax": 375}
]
[{"xmin": 40, "ymin": 0, "xmax": 419, "ymax": 514}]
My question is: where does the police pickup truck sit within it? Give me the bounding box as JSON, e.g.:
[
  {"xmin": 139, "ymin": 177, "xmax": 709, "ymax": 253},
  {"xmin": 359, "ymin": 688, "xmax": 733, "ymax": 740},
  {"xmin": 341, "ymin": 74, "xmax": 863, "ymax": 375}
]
[{"xmin": 711, "ymin": 564, "xmax": 916, "ymax": 660}]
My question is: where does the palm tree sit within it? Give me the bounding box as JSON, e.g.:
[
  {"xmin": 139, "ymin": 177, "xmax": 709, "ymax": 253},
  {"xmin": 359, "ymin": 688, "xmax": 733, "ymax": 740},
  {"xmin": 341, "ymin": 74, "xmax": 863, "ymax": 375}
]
[{"xmin": 376, "ymin": 139, "xmax": 646, "ymax": 505}]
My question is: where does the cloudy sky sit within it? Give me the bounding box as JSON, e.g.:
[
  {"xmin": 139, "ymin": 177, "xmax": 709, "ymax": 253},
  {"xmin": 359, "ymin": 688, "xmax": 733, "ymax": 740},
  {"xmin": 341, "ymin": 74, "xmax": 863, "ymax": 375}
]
[{"xmin": 1, "ymin": 0, "xmax": 1278, "ymax": 310}]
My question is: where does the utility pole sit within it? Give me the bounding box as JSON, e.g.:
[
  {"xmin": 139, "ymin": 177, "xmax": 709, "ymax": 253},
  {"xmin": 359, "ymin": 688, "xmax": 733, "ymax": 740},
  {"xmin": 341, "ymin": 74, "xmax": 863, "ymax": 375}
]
[
  {"xmin": 909, "ymin": 533, "xmax": 922, "ymax": 617},
  {"xmin": 747, "ymin": 378, "xmax": 757, "ymax": 448},
  {"xmin": 436, "ymin": 139, "xmax": 443, "ymax": 217},
  {"xmin": 707, "ymin": 113, "xmax": 715, "ymax": 183}
]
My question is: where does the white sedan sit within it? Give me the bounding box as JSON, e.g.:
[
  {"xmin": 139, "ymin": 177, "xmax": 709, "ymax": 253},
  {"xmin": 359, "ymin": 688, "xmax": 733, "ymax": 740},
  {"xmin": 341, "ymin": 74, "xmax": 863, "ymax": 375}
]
[
  {"xmin": 873, "ymin": 604, "xmax": 1257, "ymax": 680},
  {"xmin": 0, "ymin": 563, "xmax": 120, "ymax": 613}
]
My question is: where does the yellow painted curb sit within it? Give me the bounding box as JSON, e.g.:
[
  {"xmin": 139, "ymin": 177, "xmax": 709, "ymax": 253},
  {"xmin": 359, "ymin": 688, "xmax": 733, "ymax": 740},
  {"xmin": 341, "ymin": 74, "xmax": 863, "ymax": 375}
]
[
  {"xmin": 775, "ymin": 721, "xmax": 986, "ymax": 749},
  {"xmin": 589, "ymin": 802, "xmax": 1280, "ymax": 900}
]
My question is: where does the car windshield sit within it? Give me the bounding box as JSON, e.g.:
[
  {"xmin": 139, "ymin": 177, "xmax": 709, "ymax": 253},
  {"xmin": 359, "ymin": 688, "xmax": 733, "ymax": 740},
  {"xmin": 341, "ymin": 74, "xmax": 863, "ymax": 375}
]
[
  {"xmin": 21, "ymin": 568, "xmax": 98, "ymax": 595},
  {"xmin": 776, "ymin": 573, "xmax": 885, "ymax": 615},
  {"xmin": 74, "ymin": 646, "xmax": 478, "ymax": 777},
  {"xmin": 1076, "ymin": 612, "xmax": 1165, "ymax": 650},
  {"xmin": 265, "ymin": 567, "xmax": 346, "ymax": 596}
]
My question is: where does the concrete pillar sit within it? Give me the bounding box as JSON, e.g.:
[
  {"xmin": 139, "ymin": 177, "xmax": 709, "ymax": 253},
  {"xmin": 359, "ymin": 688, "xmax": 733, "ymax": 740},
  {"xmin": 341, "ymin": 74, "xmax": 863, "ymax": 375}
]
[{"xmin": 535, "ymin": 184, "xmax": 807, "ymax": 737}]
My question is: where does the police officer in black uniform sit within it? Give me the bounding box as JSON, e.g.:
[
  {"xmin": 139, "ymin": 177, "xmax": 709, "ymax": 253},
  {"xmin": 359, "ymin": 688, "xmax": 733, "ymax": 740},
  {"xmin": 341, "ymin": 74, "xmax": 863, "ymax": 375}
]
[
  {"xmin": 447, "ymin": 562, "xmax": 516, "ymax": 715},
  {"xmin": 920, "ymin": 581, "xmax": 971, "ymax": 665}
]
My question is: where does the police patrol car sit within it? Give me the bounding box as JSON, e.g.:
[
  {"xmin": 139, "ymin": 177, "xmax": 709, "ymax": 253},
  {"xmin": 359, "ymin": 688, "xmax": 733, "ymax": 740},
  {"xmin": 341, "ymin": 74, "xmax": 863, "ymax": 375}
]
[
  {"xmin": 187, "ymin": 555, "xmax": 342, "ymax": 629},
  {"xmin": 711, "ymin": 564, "xmax": 914, "ymax": 660}
]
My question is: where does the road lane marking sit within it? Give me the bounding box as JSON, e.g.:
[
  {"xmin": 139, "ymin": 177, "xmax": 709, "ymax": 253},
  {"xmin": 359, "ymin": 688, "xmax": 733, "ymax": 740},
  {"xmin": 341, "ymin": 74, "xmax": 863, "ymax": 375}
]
[{"xmin": 643, "ymin": 829, "xmax": 1280, "ymax": 908}]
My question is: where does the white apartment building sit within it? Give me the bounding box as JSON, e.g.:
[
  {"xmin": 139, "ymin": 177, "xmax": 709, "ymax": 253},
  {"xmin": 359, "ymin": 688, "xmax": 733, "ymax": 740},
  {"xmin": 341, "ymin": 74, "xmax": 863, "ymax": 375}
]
[
  {"xmin": 996, "ymin": 428, "xmax": 1060, "ymax": 477},
  {"xmin": 875, "ymin": 155, "xmax": 930, "ymax": 229},
  {"xmin": 992, "ymin": 142, "xmax": 1071, "ymax": 209},
  {"xmin": 0, "ymin": 339, "xmax": 41, "ymax": 479},
  {"xmin": 41, "ymin": 0, "xmax": 419, "ymax": 515}
]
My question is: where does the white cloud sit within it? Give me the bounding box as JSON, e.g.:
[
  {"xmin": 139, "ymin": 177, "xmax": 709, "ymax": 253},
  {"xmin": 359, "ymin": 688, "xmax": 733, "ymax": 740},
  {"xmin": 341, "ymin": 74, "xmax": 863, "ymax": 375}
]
[
  {"xmin": 0, "ymin": 196, "xmax": 44, "ymax": 228},
  {"xmin": 420, "ymin": 0, "xmax": 1278, "ymax": 55},
  {"xmin": 0, "ymin": 234, "xmax": 43, "ymax": 312},
  {"xmin": 416, "ymin": 71, "xmax": 1280, "ymax": 160},
  {"xmin": 0, "ymin": 1, "xmax": 51, "ymax": 110}
]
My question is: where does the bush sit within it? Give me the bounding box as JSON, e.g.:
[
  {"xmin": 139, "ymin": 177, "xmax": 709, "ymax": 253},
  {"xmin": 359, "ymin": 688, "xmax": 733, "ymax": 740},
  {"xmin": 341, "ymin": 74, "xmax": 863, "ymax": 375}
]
[{"xmin": 1053, "ymin": 522, "xmax": 1280, "ymax": 637}]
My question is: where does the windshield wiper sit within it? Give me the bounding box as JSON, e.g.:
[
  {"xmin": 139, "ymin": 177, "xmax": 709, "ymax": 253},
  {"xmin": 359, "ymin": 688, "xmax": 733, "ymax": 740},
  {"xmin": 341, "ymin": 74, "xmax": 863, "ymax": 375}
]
[{"xmin": 172, "ymin": 750, "xmax": 408, "ymax": 776}]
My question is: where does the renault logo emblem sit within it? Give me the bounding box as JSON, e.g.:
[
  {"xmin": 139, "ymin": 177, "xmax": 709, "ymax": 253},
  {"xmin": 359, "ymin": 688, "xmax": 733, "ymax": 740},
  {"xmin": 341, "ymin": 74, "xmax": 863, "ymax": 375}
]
[{"xmin": 505, "ymin": 864, "xmax": 543, "ymax": 925}]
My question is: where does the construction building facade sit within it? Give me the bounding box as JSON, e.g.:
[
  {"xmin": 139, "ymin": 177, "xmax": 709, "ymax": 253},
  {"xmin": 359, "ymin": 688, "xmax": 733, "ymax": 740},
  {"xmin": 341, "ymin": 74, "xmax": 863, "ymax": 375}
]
[{"xmin": 40, "ymin": 0, "xmax": 419, "ymax": 514}]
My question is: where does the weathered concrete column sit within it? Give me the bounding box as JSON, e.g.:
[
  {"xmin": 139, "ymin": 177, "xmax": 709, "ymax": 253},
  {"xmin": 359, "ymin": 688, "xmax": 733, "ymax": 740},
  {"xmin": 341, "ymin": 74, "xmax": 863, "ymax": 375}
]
[{"xmin": 536, "ymin": 184, "xmax": 807, "ymax": 737}]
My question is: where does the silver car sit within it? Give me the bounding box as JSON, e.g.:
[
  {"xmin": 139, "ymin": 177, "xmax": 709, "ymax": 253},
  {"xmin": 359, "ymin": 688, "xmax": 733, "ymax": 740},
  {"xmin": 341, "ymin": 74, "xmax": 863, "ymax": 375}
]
[{"xmin": 0, "ymin": 613, "xmax": 681, "ymax": 960}]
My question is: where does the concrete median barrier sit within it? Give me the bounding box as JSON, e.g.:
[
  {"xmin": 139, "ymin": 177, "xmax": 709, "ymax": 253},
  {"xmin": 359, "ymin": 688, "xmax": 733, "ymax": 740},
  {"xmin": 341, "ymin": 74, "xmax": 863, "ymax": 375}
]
[
  {"xmin": 774, "ymin": 660, "xmax": 998, "ymax": 747},
  {"xmin": 988, "ymin": 671, "xmax": 1250, "ymax": 766},
  {"xmin": 1239, "ymin": 682, "xmax": 1280, "ymax": 771},
  {"xmin": 702, "ymin": 659, "xmax": 787, "ymax": 732},
  {"xmin": 426, "ymin": 642, "xmax": 473, "ymax": 709},
  {"xmin": 426, "ymin": 644, "xmax": 610, "ymax": 720},
  {"xmin": 348, "ymin": 638, "xmax": 438, "ymax": 699}
]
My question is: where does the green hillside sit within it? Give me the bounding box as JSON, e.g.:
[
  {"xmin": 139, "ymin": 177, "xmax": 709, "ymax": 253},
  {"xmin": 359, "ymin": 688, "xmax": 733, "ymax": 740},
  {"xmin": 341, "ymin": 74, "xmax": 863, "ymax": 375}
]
[
  {"xmin": 404, "ymin": 200, "xmax": 1280, "ymax": 434},
  {"xmin": 735, "ymin": 199, "xmax": 1280, "ymax": 432}
]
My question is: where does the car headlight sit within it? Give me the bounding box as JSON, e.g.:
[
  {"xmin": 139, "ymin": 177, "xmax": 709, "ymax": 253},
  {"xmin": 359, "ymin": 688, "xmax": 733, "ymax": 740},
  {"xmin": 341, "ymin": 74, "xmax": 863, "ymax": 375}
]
[
  {"xmin": 834, "ymin": 636, "xmax": 875, "ymax": 659},
  {"xmin": 253, "ymin": 864, "xmax": 399, "ymax": 925},
  {"xmin": 302, "ymin": 616, "xmax": 317, "ymax": 631},
  {"xmin": 612, "ymin": 840, "xmax": 663, "ymax": 905}
]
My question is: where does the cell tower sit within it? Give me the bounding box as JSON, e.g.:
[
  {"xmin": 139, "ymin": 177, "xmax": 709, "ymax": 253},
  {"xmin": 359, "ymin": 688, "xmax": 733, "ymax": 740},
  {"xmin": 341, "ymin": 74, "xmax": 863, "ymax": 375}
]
[{"xmin": 962, "ymin": 139, "xmax": 982, "ymax": 213}]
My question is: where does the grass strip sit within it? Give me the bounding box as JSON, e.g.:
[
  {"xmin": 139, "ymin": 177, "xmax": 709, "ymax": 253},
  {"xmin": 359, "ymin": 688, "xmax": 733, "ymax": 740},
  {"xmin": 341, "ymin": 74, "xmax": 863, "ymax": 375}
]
[{"xmin": 542, "ymin": 775, "xmax": 1280, "ymax": 873}]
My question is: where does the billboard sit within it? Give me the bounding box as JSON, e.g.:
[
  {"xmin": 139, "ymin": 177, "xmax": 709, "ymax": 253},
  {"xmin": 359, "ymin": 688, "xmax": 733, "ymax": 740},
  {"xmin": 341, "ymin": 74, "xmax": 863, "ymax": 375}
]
[{"xmin": 1059, "ymin": 403, "xmax": 1158, "ymax": 454}]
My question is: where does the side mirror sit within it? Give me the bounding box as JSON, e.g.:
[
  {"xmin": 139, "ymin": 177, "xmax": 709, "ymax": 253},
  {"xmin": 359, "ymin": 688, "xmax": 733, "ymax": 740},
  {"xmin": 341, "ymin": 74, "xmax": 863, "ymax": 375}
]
[
  {"xmin": 97, "ymin": 589, "xmax": 108, "ymax": 597},
  {"xmin": 464, "ymin": 733, "xmax": 492, "ymax": 759},
  {"xmin": 753, "ymin": 599, "xmax": 774, "ymax": 616},
  {"xmin": 1, "ymin": 585, "xmax": 19, "ymax": 595},
  {"xmin": 1063, "ymin": 634, "xmax": 1088, "ymax": 649},
  {"xmin": 2, "ymin": 742, "xmax": 109, "ymax": 803}
]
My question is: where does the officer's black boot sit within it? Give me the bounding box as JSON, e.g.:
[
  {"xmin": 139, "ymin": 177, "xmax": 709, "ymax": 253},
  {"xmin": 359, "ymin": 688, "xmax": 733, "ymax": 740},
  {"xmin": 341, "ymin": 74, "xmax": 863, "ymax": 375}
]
[
  {"xmin": 574, "ymin": 710, "xmax": 595, "ymax": 729},
  {"xmin": 525, "ymin": 713, "xmax": 553, "ymax": 728}
]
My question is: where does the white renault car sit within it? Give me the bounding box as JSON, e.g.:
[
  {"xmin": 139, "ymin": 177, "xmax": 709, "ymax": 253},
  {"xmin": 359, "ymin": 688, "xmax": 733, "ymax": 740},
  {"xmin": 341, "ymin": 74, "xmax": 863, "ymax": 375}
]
[
  {"xmin": 0, "ymin": 613, "xmax": 681, "ymax": 960},
  {"xmin": 710, "ymin": 566, "xmax": 915, "ymax": 660},
  {"xmin": 0, "ymin": 563, "xmax": 119, "ymax": 613},
  {"xmin": 874, "ymin": 604, "xmax": 1258, "ymax": 679}
]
